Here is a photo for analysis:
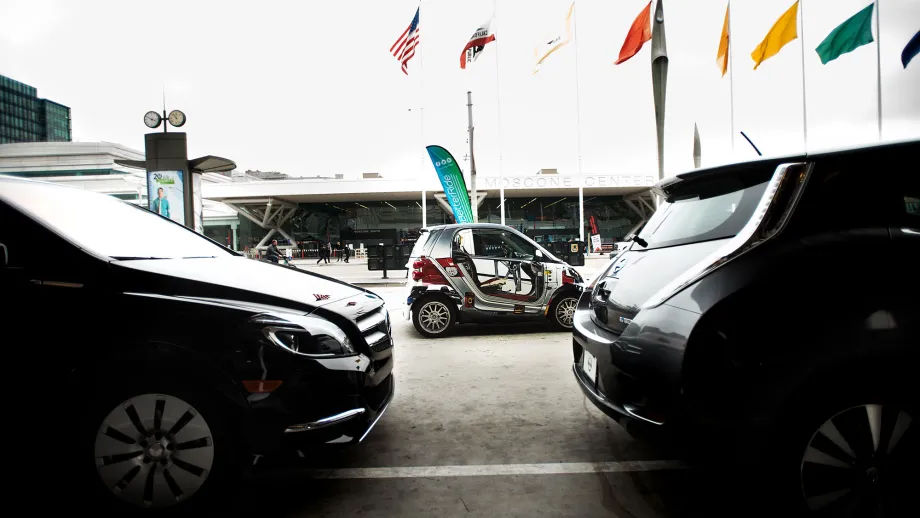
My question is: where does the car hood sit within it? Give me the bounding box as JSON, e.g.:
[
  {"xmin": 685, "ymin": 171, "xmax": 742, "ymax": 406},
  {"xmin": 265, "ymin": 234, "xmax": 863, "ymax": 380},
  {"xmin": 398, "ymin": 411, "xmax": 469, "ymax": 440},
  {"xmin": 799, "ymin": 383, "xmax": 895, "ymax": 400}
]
[
  {"xmin": 591, "ymin": 239, "xmax": 725, "ymax": 334},
  {"xmin": 111, "ymin": 257, "xmax": 374, "ymax": 313}
]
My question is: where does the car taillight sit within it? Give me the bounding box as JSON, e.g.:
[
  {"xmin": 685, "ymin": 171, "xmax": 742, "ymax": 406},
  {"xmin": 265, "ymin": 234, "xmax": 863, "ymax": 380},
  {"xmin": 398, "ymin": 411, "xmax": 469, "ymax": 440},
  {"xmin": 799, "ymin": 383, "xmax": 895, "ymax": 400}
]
[
  {"xmin": 562, "ymin": 271, "xmax": 575, "ymax": 284},
  {"xmin": 412, "ymin": 256, "xmax": 448, "ymax": 285}
]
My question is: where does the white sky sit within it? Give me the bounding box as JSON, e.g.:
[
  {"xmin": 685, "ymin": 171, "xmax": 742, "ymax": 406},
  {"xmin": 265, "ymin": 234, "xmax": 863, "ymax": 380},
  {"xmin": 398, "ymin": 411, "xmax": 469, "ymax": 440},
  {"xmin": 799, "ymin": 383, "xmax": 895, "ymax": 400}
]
[{"xmin": 1, "ymin": 0, "xmax": 917, "ymax": 180}]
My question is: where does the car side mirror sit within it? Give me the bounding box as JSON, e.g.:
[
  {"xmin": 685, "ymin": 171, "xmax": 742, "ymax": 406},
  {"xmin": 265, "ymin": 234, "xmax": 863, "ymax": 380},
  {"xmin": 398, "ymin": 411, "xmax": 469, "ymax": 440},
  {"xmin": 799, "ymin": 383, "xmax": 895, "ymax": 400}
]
[
  {"xmin": 0, "ymin": 243, "xmax": 7, "ymax": 267},
  {"xmin": 535, "ymin": 249, "xmax": 543, "ymax": 259}
]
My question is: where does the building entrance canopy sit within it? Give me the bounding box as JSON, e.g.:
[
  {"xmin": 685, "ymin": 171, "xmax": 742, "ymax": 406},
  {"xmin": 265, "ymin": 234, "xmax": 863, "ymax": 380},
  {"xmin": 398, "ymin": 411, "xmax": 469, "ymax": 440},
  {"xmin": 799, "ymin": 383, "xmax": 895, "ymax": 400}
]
[{"xmin": 201, "ymin": 174, "xmax": 656, "ymax": 251}]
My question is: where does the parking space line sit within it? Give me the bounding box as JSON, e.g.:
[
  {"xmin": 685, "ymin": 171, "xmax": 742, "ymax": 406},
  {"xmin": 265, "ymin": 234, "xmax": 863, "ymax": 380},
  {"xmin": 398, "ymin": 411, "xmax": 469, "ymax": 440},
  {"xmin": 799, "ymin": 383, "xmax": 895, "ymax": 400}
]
[{"xmin": 304, "ymin": 460, "xmax": 686, "ymax": 479}]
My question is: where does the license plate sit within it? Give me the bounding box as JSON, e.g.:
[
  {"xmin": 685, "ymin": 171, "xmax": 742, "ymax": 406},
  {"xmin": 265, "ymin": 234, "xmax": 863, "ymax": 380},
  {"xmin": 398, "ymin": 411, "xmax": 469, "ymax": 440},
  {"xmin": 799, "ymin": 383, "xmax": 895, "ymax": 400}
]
[{"xmin": 582, "ymin": 349, "xmax": 597, "ymax": 383}]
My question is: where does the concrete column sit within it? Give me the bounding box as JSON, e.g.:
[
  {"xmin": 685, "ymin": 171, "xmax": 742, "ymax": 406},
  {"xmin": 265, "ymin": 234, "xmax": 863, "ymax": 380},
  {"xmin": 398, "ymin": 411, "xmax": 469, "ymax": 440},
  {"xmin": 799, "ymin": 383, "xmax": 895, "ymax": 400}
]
[
  {"xmin": 578, "ymin": 186, "xmax": 585, "ymax": 244},
  {"xmin": 231, "ymin": 225, "xmax": 238, "ymax": 251},
  {"xmin": 422, "ymin": 190, "xmax": 427, "ymax": 228}
]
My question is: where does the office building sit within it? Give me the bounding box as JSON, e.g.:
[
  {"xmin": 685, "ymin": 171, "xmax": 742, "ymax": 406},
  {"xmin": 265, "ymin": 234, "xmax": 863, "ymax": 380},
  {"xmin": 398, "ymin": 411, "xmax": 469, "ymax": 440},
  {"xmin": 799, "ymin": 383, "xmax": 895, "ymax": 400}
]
[{"xmin": 0, "ymin": 75, "xmax": 72, "ymax": 144}]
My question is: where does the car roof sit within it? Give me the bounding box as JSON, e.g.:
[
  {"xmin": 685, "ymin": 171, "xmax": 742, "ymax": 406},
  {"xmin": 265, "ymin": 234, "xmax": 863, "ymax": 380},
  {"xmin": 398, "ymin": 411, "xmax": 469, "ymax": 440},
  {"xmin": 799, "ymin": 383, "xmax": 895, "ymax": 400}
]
[{"xmin": 654, "ymin": 139, "xmax": 919, "ymax": 198}]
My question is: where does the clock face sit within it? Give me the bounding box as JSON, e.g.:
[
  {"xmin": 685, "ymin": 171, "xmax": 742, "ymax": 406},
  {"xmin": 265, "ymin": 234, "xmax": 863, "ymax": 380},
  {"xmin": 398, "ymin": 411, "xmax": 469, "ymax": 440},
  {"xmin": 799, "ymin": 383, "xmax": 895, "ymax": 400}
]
[
  {"xmin": 144, "ymin": 111, "xmax": 161, "ymax": 129},
  {"xmin": 168, "ymin": 110, "xmax": 186, "ymax": 127}
]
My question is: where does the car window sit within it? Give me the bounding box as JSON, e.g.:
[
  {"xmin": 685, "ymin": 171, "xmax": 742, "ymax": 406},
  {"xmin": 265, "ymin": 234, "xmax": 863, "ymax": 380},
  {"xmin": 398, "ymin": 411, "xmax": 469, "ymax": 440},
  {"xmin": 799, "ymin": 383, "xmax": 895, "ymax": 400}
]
[
  {"xmin": 468, "ymin": 229, "xmax": 537, "ymax": 260},
  {"xmin": 638, "ymin": 178, "xmax": 769, "ymax": 250},
  {"xmin": 0, "ymin": 180, "xmax": 236, "ymax": 260},
  {"xmin": 408, "ymin": 229, "xmax": 440, "ymax": 258},
  {"xmin": 453, "ymin": 229, "xmax": 475, "ymax": 255}
]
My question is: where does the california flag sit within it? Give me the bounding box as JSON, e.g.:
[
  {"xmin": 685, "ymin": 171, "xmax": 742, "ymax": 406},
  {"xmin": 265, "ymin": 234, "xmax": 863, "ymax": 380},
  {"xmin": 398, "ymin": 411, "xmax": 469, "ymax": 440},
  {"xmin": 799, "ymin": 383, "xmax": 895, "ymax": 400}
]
[{"xmin": 461, "ymin": 17, "xmax": 496, "ymax": 69}]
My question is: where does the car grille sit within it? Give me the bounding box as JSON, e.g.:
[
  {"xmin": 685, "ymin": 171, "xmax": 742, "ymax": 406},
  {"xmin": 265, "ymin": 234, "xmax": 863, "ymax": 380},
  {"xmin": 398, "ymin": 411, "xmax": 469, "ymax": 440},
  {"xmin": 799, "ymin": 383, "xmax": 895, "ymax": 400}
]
[{"xmin": 356, "ymin": 305, "xmax": 392, "ymax": 353}]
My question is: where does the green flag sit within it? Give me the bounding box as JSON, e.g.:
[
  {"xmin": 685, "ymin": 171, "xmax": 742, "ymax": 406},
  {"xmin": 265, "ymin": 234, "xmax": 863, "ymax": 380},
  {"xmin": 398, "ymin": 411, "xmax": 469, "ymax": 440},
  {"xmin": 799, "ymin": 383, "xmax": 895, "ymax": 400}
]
[{"xmin": 815, "ymin": 3, "xmax": 875, "ymax": 65}]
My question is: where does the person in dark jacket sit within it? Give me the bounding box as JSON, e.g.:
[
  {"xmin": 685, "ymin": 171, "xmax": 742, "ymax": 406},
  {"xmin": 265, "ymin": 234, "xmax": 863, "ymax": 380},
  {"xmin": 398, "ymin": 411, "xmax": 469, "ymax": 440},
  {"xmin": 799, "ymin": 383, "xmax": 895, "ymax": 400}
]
[
  {"xmin": 265, "ymin": 239, "xmax": 283, "ymax": 264},
  {"xmin": 316, "ymin": 241, "xmax": 326, "ymax": 265}
]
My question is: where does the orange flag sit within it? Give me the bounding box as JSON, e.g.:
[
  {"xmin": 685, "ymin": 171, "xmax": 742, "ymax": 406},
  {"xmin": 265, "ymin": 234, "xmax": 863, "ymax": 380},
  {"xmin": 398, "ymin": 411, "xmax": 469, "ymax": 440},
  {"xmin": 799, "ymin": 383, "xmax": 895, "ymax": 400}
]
[
  {"xmin": 615, "ymin": 1, "xmax": 652, "ymax": 65},
  {"xmin": 716, "ymin": 4, "xmax": 730, "ymax": 77}
]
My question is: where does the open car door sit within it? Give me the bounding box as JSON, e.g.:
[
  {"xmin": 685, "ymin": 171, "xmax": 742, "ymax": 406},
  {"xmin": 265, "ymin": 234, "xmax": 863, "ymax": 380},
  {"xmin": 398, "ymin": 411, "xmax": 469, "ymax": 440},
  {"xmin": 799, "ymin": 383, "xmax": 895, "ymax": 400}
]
[{"xmin": 452, "ymin": 228, "xmax": 548, "ymax": 305}]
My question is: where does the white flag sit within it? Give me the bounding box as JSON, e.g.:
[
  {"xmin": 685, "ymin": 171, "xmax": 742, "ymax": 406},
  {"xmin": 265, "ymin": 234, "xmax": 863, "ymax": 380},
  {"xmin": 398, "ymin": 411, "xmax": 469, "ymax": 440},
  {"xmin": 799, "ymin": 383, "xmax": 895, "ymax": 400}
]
[{"xmin": 533, "ymin": 2, "xmax": 574, "ymax": 75}]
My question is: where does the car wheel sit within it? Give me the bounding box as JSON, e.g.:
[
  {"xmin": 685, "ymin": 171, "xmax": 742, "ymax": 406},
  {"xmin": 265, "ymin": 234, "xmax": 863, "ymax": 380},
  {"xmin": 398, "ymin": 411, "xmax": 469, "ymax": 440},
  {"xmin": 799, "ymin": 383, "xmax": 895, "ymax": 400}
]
[
  {"xmin": 768, "ymin": 372, "xmax": 917, "ymax": 516},
  {"xmin": 412, "ymin": 294, "xmax": 456, "ymax": 338},
  {"xmin": 89, "ymin": 386, "xmax": 238, "ymax": 512},
  {"xmin": 549, "ymin": 295, "xmax": 578, "ymax": 330},
  {"xmin": 797, "ymin": 403, "xmax": 915, "ymax": 515}
]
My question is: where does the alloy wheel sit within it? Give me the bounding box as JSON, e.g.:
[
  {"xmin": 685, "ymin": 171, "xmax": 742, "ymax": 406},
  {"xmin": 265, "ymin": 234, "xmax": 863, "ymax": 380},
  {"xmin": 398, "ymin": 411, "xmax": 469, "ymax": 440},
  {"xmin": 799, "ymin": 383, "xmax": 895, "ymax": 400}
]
[
  {"xmin": 800, "ymin": 404, "xmax": 914, "ymax": 515},
  {"xmin": 94, "ymin": 393, "xmax": 215, "ymax": 509},
  {"xmin": 418, "ymin": 301, "xmax": 451, "ymax": 334},
  {"xmin": 556, "ymin": 298, "xmax": 577, "ymax": 328}
]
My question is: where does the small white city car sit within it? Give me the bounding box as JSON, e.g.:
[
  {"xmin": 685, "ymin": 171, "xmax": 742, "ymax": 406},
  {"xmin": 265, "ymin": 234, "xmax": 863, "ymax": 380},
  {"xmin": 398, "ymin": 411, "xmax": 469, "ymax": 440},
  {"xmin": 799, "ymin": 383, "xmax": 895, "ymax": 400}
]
[{"xmin": 402, "ymin": 224, "xmax": 583, "ymax": 337}]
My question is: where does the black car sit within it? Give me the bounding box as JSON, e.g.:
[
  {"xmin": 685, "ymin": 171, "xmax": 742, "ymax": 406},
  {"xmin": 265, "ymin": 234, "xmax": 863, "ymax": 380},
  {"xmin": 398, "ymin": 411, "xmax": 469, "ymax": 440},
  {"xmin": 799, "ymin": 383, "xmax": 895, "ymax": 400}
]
[
  {"xmin": 573, "ymin": 141, "xmax": 918, "ymax": 514},
  {"xmin": 0, "ymin": 177, "xmax": 394, "ymax": 511}
]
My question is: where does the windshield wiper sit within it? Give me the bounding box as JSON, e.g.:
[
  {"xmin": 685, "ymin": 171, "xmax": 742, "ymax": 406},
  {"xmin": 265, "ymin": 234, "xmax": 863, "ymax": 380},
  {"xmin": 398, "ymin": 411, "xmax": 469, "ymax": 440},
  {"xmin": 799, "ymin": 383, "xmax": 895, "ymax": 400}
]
[
  {"xmin": 622, "ymin": 235, "xmax": 648, "ymax": 248},
  {"xmin": 182, "ymin": 256, "xmax": 218, "ymax": 259},
  {"xmin": 111, "ymin": 256, "xmax": 168, "ymax": 260}
]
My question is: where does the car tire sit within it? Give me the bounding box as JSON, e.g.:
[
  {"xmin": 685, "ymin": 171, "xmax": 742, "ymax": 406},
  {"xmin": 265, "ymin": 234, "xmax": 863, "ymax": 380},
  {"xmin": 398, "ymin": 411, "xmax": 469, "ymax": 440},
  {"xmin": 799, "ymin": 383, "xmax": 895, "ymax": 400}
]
[
  {"xmin": 549, "ymin": 294, "xmax": 578, "ymax": 330},
  {"xmin": 85, "ymin": 381, "xmax": 241, "ymax": 514},
  {"xmin": 767, "ymin": 370, "xmax": 916, "ymax": 516},
  {"xmin": 412, "ymin": 294, "xmax": 457, "ymax": 338}
]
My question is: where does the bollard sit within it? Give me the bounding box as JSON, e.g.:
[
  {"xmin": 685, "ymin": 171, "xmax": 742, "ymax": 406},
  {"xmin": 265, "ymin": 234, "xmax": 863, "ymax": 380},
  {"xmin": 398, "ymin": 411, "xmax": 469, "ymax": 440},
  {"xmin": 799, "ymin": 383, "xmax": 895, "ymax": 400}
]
[{"xmin": 380, "ymin": 243, "xmax": 388, "ymax": 279}]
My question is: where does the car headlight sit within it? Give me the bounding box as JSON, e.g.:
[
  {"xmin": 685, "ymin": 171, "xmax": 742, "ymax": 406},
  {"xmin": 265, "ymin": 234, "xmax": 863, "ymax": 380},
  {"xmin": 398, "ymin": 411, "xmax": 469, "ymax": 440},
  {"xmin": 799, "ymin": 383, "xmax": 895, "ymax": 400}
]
[{"xmin": 251, "ymin": 314, "xmax": 355, "ymax": 357}]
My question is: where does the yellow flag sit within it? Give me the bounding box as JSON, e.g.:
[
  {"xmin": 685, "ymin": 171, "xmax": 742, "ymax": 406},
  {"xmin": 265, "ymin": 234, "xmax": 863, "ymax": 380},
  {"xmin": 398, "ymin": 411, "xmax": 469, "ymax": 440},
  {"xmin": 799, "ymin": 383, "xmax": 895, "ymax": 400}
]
[
  {"xmin": 751, "ymin": 0, "xmax": 799, "ymax": 70},
  {"xmin": 716, "ymin": 4, "xmax": 730, "ymax": 77}
]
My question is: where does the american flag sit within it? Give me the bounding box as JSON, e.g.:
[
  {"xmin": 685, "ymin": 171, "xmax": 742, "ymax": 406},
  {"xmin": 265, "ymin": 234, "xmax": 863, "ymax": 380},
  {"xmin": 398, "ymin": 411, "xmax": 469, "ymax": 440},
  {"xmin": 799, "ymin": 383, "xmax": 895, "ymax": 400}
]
[{"xmin": 391, "ymin": 8, "xmax": 420, "ymax": 75}]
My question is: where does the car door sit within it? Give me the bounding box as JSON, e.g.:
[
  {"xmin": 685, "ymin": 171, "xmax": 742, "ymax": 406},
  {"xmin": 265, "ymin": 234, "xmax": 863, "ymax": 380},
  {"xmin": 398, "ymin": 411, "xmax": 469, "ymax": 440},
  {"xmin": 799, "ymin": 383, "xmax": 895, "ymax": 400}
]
[
  {"xmin": 0, "ymin": 200, "xmax": 101, "ymax": 386},
  {"xmin": 455, "ymin": 228, "xmax": 546, "ymax": 305}
]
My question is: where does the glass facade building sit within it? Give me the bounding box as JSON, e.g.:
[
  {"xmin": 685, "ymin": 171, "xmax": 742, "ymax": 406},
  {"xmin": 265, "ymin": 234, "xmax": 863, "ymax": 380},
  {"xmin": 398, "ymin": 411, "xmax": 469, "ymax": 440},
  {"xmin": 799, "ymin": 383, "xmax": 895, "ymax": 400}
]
[
  {"xmin": 1, "ymin": 75, "xmax": 72, "ymax": 144},
  {"xmin": 235, "ymin": 195, "xmax": 641, "ymax": 252}
]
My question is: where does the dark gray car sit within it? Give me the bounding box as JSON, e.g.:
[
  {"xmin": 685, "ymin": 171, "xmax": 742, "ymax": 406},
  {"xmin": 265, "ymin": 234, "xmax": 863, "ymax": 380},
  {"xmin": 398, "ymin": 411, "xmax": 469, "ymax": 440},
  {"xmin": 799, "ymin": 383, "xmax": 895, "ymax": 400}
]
[{"xmin": 573, "ymin": 140, "xmax": 918, "ymax": 515}]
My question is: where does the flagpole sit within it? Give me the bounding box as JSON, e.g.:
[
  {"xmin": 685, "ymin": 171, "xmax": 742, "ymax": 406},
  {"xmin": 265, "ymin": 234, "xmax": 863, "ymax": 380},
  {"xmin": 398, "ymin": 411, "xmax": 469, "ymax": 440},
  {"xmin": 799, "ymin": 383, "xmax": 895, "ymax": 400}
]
[
  {"xmin": 728, "ymin": 0, "xmax": 735, "ymax": 151},
  {"xmin": 494, "ymin": 0, "xmax": 505, "ymax": 226},
  {"xmin": 875, "ymin": 0, "xmax": 882, "ymax": 140},
  {"xmin": 572, "ymin": 1, "xmax": 585, "ymax": 246},
  {"xmin": 419, "ymin": 0, "xmax": 426, "ymax": 229},
  {"xmin": 799, "ymin": 0, "xmax": 808, "ymax": 149}
]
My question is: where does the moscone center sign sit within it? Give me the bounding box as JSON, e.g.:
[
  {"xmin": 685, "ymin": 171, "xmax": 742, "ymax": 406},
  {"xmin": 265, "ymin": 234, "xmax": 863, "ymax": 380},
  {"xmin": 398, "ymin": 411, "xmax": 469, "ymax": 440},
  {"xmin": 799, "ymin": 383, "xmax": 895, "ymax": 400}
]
[{"xmin": 479, "ymin": 174, "xmax": 657, "ymax": 190}]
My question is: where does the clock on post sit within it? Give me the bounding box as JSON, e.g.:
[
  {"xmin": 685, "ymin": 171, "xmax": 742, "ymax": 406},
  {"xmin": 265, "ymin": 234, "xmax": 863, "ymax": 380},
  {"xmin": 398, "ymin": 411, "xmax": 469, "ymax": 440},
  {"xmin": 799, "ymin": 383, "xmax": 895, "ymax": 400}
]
[{"xmin": 143, "ymin": 109, "xmax": 186, "ymax": 131}]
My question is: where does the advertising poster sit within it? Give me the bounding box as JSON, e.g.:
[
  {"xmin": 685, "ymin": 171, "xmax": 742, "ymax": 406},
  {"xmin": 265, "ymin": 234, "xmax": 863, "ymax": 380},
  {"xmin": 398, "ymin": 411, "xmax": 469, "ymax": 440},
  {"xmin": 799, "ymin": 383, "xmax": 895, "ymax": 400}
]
[
  {"xmin": 147, "ymin": 170, "xmax": 185, "ymax": 225},
  {"xmin": 591, "ymin": 234, "xmax": 602, "ymax": 253},
  {"xmin": 426, "ymin": 145, "xmax": 473, "ymax": 224}
]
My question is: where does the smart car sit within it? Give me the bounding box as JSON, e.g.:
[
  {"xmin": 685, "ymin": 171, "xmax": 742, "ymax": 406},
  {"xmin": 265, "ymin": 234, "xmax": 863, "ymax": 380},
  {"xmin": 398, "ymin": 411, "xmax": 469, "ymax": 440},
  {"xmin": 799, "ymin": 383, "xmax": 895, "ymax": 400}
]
[{"xmin": 402, "ymin": 223, "xmax": 583, "ymax": 337}]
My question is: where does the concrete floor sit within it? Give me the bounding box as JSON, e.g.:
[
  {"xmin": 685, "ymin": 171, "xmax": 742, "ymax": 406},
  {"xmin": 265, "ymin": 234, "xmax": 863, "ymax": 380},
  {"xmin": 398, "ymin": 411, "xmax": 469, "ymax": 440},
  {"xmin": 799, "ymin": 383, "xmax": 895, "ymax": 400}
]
[{"xmin": 218, "ymin": 287, "xmax": 764, "ymax": 517}]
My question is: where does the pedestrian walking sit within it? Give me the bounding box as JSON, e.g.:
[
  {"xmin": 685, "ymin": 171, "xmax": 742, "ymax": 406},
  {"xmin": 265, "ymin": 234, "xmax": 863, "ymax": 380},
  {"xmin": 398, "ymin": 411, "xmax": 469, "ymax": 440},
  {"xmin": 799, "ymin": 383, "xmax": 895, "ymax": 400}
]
[
  {"xmin": 343, "ymin": 244, "xmax": 350, "ymax": 263},
  {"xmin": 316, "ymin": 241, "xmax": 326, "ymax": 265},
  {"xmin": 335, "ymin": 242, "xmax": 342, "ymax": 262},
  {"xmin": 324, "ymin": 242, "xmax": 331, "ymax": 264}
]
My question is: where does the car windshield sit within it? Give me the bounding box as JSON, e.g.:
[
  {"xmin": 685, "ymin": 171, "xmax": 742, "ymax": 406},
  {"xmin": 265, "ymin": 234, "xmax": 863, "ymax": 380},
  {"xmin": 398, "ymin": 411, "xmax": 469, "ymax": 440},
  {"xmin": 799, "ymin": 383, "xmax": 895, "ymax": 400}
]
[
  {"xmin": 1, "ymin": 180, "xmax": 235, "ymax": 259},
  {"xmin": 637, "ymin": 178, "xmax": 769, "ymax": 250}
]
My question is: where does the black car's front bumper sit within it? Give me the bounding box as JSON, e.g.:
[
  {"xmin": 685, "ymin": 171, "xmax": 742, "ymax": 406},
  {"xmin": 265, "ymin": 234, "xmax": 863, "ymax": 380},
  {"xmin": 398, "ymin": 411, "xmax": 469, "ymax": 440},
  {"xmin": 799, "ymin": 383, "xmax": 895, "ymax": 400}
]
[
  {"xmin": 572, "ymin": 292, "xmax": 695, "ymax": 428},
  {"xmin": 243, "ymin": 361, "xmax": 395, "ymax": 454}
]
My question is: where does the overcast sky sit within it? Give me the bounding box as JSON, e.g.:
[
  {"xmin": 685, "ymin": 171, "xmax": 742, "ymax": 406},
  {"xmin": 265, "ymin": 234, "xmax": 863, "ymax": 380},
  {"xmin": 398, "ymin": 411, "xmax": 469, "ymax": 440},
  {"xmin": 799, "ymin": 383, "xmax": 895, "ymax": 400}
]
[{"xmin": 1, "ymin": 0, "xmax": 917, "ymax": 180}]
